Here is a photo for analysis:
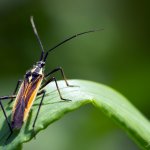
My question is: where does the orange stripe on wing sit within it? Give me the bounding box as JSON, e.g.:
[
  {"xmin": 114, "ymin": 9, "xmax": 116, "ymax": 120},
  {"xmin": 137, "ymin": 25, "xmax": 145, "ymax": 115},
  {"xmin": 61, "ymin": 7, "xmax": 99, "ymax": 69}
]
[
  {"xmin": 11, "ymin": 75, "xmax": 44, "ymax": 128},
  {"xmin": 23, "ymin": 76, "xmax": 43, "ymax": 121}
]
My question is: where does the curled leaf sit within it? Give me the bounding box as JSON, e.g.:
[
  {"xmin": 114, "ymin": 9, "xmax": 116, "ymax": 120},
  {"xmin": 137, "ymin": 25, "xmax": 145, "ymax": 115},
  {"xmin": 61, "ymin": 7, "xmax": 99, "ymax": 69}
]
[{"xmin": 0, "ymin": 80, "xmax": 150, "ymax": 150}]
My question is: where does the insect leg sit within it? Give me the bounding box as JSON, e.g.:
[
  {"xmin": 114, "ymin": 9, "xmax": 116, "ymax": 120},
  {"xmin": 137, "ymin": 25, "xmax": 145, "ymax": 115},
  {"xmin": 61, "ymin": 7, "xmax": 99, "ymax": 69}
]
[
  {"xmin": 45, "ymin": 67, "xmax": 74, "ymax": 87},
  {"xmin": 0, "ymin": 95, "xmax": 16, "ymax": 100},
  {"xmin": 0, "ymin": 96, "xmax": 14, "ymax": 138},
  {"xmin": 9, "ymin": 79, "xmax": 22, "ymax": 104},
  {"xmin": 40, "ymin": 77, "xmax": 71, "ymax": 101},
  {"xmin": 33, "ymin": 77, "xmax": 71, "ymax": 132},
  {"xmin": 33, "ymin": 78, "xmax": 71, "ymax": 136},
  {"xmin": 32, "ymin": 90, "xmax": 46, "ymax": 136}
]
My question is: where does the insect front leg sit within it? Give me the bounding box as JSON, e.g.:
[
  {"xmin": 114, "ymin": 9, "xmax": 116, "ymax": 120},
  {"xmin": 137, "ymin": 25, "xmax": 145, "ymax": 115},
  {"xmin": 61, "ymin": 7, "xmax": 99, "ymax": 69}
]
[
  {"xmin": 45, "ymin": 67, "xmax": 74, "ymax": 87},
  {"xmin": 9, "ymin": 79, "xmax": 22, "ymax": 104}
]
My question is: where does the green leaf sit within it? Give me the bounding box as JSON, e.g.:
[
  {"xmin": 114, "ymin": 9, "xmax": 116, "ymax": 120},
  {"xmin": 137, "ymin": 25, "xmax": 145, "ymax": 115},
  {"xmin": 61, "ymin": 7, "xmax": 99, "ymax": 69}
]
[{"xmin": 0, "ymin": 80, "xmax": 150, "ymax": 150}]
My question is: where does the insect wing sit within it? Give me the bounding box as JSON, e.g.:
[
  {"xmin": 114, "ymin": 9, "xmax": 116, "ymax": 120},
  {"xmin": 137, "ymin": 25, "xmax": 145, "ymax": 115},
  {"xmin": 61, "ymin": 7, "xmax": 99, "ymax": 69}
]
[{"xmin": 11, "ymin": 75, "xmax": 43, "ymax": 129}]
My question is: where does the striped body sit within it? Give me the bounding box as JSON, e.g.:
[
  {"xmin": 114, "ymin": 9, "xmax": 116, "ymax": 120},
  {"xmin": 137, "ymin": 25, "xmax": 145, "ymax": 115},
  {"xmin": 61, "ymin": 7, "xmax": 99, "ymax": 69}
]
[{"xmin": 11, "ymin": 66, "xmax": 44, "ymax": 129}]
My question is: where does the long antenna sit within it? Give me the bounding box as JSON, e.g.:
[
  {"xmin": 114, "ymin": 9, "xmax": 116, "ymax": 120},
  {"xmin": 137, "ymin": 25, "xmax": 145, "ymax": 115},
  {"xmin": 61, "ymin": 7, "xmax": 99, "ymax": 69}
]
[
  {"xmin": 43, "ymin": 29, "xmax": 103, "ymax": 62},
  {"xmin": 30, "ymin": 16, "xmax": 45, "ymax": 61}
]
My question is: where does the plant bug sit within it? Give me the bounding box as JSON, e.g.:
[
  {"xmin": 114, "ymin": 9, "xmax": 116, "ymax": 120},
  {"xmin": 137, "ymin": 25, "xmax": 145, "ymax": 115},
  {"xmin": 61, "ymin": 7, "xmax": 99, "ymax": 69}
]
[{"xmin": 0, "ymin": 16, "xmax": 100, "ymax": 143}]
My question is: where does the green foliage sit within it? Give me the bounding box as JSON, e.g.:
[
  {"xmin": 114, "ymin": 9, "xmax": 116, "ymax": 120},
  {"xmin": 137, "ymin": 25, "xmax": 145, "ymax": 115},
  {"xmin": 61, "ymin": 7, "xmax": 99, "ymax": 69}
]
[{"xmin": 0, "ymin": 80, "xmax": 150, "ymax": 150}]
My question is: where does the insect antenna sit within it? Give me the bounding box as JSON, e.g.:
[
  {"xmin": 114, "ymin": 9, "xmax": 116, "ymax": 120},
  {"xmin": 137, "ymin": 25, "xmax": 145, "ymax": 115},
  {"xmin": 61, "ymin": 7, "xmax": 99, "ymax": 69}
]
[
  {"xmin": 43, "ymin": 29, "xmax": 103, "ymax": 62},
  {"xmin": 30, "ymin": 16, "xmax": 45, "ymax": 61}
]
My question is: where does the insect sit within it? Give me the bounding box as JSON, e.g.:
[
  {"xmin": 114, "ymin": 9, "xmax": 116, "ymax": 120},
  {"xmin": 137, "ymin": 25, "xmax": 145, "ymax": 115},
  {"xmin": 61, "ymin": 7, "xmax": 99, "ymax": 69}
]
[{"xmin": 0, "ymin": 16, "xmax": 99, "ymax": 142}]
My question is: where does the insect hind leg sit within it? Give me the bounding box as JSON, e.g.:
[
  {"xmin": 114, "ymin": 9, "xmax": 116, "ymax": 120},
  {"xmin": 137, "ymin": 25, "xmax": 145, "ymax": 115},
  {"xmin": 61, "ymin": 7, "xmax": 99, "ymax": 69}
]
[{"xmin": 0, "ymin": 96, "xmax": 14, "ymax": 143}]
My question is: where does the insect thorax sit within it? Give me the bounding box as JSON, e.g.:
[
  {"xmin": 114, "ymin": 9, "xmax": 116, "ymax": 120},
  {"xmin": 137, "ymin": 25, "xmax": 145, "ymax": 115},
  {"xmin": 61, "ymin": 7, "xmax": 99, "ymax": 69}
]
[{"xmin": 25, "ymin": 61, "xmax": 45, "ymax": 82}]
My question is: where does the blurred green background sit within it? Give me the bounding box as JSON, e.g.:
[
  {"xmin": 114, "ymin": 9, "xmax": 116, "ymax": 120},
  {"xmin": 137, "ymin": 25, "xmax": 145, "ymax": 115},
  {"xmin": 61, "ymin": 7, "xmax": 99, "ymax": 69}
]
[{"xmin": 0, "ymin": 0, "xmax": 150, "ymax": 150}]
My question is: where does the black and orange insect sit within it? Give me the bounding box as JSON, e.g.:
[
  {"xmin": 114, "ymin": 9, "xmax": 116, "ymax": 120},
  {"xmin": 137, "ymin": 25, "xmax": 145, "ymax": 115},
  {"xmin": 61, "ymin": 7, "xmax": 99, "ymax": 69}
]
[{"xmin": 0, "ymin": 16, "xmax": 98, "ymax": 142}]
